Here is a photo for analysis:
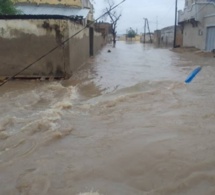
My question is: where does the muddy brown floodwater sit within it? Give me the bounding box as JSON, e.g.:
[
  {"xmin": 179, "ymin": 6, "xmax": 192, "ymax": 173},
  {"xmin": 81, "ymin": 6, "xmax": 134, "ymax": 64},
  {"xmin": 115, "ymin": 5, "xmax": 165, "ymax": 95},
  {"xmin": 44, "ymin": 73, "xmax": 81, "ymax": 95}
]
[{"xmin": 1, "ymin": 42, "xmax": 215, "ymax": 195}]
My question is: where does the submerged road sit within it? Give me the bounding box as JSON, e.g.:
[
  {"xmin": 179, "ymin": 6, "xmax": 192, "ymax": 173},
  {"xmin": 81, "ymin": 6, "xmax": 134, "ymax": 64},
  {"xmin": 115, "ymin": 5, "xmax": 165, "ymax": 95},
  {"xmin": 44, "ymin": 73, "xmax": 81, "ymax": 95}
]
[{"xmin": 0, "ymin": 41, "xmax": 215, "ymax": 195}]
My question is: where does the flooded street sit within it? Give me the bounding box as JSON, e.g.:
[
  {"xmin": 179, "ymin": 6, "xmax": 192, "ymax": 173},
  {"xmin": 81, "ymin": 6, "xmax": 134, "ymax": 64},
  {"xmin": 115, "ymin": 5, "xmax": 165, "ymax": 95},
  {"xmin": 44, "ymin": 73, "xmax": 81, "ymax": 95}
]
[{"xmin": 1, "ymin": 41, "xmax": 215, "ymax": 195}]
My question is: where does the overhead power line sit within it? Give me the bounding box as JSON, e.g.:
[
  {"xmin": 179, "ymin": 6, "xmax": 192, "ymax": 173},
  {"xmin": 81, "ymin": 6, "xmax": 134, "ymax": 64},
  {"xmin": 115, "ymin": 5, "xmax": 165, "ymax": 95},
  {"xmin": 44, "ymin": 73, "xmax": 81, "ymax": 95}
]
[{"xmin": 0, "ymin": 0, "xmax": 126, "ymax": 87}]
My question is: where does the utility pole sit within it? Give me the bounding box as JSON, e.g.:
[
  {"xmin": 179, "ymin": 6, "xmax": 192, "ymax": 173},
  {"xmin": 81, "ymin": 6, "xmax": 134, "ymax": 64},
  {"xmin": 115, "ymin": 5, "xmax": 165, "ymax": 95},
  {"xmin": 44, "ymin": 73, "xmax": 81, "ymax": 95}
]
[
  {"xmin": 173, "ymin": 0, "xmax": 178, "ymax": 48},
  {"xmin": 146, "ymin": 19, "xmax": 152, "ymax": 43},
  {"xmin": 143, "ymin": 18, "xmax": 152, "ymax": 44},
  {"xmin": 156, "ymin": 16, "xmax": 158, "ymax": 30},
  {"xmin": 144, "ymin": 18, "xmax": 146, "ymax": 43}
]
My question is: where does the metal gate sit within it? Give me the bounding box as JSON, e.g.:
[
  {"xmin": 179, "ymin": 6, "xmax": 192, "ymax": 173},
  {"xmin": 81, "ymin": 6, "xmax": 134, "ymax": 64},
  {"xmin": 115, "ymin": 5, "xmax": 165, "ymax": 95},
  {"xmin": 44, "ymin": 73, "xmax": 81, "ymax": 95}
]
[{"xmin": 206, "ymin": 26, "xmax": 215, "ymax": 51}]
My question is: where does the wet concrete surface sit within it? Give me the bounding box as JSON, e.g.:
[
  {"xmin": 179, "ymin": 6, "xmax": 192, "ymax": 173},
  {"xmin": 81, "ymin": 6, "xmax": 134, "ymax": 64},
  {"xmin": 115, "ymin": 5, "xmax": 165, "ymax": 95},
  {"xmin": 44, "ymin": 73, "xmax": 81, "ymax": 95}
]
[{"xmin": 0, "ymin": 41, "xmax": 215, "ymax": 195}]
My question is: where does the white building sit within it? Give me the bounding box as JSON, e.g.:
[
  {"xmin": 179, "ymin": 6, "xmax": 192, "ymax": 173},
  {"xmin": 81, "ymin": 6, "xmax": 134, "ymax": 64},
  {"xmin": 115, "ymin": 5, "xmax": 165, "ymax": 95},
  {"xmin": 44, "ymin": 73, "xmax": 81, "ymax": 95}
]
[
  {"xmin": 153, "ymin": 26, "xmax": 182, "ymax": 47},
  {"xmin": 178, "ymin": 0, "xmax": 215, "ymax": 51}
]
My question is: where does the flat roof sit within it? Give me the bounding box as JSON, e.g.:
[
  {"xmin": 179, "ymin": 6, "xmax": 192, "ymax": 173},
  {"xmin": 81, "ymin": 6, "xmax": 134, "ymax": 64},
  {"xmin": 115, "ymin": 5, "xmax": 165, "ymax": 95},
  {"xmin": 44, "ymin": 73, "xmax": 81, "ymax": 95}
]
[{"xmin": 15, "ymin": 4, "xmax": 90, "ymax": 19}]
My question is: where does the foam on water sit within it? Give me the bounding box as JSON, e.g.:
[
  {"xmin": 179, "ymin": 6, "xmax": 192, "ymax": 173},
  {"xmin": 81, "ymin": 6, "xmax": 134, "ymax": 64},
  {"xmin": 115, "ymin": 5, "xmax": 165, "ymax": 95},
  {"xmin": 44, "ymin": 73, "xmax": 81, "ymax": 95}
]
[
  {"xmin": 21, "ymin": 119, "xmax": 55, "ymax": 134},
  {"xmin": 0, "ymin": 82, "xmax": 81, "ymax": 138},
  {"xmin": 78, "ymin": 80, "xmax": 184, "ymax": 112},
  {"xmin": 78, "ymin": 193, "xmax": 102, "ymax": 195},
  {"xmin": 0, "ymin": 132, "xmax": 9, "ymax": 140},
  {"xmin": 52, "ymin": 101, "xmax": 73, "ymax": 110}
]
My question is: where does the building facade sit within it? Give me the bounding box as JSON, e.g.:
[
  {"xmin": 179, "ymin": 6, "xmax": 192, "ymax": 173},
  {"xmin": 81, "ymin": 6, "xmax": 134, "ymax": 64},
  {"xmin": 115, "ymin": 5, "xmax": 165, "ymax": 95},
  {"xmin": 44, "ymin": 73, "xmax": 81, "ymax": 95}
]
[
  {"xmin": 178, "ymin": 0, "xmax": 215, "ymax": 51},
  {"xmin": 153, "ymin": 26, "xmax": 182, "ymax": 47}
]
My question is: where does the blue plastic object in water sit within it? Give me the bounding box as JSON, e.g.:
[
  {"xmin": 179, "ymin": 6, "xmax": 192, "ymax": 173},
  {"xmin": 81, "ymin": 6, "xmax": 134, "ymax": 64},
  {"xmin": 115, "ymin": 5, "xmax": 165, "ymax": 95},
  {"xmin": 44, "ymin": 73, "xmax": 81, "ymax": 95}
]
[{"xmin": 185, "ymin": 66, "xmax": 202, "ymax": 84}]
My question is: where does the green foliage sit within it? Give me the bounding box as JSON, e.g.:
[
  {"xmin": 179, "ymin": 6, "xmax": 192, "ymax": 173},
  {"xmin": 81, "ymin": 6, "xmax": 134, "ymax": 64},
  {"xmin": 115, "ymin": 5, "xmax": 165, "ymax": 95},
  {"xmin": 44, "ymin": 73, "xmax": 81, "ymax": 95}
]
[
  {"xmin": 0, "ymin": 0, "xmax": 20, "ymax": 15},
  {"xmin": 126, "ymin": 28, "xmax": 137, "ymax": 38}
]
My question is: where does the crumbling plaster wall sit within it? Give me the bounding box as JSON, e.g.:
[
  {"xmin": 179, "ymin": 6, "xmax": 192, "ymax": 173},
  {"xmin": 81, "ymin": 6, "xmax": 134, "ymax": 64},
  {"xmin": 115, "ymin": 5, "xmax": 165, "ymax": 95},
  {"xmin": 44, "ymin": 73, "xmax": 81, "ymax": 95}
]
[
  {"xmin": 0, "ymin": 19, "xmax": 104, "ymax": 78},
  {"xmin": 0, "ymin": 19, "xmax": 70, "ymax": 77}
]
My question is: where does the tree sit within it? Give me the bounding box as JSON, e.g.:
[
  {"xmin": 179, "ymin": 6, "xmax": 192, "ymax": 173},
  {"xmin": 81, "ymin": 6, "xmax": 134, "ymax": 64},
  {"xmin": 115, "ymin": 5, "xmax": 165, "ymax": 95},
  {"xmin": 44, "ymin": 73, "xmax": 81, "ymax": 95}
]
[
  {"xmin": 0, "ymin": 0, "xmax": 20, "ymax": 15},
  {"xmin": 126, "ymin": 27, "xmax": 137, "ymax": 40},
  {"xmin": 103, "ymin": 0, "xmax": 122, "ymax": 47}
]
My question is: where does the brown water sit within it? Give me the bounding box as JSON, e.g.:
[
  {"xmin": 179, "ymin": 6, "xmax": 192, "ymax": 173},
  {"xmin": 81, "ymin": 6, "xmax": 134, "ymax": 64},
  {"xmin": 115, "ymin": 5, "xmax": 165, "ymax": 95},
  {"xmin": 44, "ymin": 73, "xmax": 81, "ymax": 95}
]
[{"xmin": 1, "ymin": 42, "xmax": 215, "ymax": 195}]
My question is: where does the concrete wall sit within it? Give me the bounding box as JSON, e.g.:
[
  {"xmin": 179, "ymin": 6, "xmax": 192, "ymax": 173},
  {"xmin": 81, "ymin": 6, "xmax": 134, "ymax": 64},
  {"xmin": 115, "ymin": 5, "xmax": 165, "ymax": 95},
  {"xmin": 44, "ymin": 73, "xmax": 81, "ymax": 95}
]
[
  {"xmin": 67, "ymin": 21, "xmax": 89, "ymax": 73},
  {"xmin": 0, "ymin": 19, "xmax": 69, "ymax": 77},
  {"xmin": 94, "ymin": 31, "xmax": 105, "ymax": 55},
  {"xmin": 161, "ymin": 26, "xmax": 175, "ymax": 46},
  {"xmin": 67, "ymin": 22, "xmax": 105, "ymax": 72},
  {"xmin": 183, "ymin": 23, "xmax": 204, "ymax": 49},
  {"xmin": 153, "ymin": 26, "xmax": 182, "ymax": 47},
  {"xmin": 182, "ymin": 15, "xmax": 215, "ymax": 50},
  {"xmin": 0, "ymin": 19, "xmax": 104, "ymax": 77}
]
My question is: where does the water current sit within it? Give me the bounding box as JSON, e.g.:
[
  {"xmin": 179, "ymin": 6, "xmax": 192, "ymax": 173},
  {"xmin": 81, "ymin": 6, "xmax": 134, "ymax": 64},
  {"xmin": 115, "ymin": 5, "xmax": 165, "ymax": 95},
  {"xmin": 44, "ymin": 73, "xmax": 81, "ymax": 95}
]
[{"xmin": 0, "ymin": 42, "xmax": 215, "ymax": 195}]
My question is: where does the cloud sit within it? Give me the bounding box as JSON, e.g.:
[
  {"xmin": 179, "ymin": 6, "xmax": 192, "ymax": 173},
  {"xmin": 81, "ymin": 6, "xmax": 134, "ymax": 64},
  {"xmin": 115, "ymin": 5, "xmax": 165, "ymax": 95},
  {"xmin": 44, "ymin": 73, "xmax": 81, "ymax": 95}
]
[{"xmin": 93, "ymin": 0, "xmax": 185, "ymax": 34}]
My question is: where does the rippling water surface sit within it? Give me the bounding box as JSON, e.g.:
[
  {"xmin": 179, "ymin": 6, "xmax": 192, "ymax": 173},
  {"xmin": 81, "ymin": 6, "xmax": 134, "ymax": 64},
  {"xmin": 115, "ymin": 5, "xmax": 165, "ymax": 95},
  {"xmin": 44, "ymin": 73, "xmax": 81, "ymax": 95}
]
[{"xmin": 1, "ymin": 42, "xmax": 215, "ymax": 195}]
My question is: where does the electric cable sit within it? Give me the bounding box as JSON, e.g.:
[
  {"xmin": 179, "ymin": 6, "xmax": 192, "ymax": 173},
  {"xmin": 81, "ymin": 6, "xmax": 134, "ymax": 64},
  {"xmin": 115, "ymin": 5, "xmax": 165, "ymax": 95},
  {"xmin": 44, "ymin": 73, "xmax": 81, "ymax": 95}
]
[{"xmin": 0, "ymin": 0, "xmax": 126, "ymax": 87}]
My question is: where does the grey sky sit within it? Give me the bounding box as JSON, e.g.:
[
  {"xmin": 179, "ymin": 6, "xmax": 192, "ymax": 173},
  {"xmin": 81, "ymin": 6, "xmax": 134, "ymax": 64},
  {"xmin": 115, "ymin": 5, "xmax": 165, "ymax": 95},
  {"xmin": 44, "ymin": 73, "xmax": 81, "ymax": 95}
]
[{"xmin": 93, "ymin": 0, "xmax": 185, "ymax": 34}]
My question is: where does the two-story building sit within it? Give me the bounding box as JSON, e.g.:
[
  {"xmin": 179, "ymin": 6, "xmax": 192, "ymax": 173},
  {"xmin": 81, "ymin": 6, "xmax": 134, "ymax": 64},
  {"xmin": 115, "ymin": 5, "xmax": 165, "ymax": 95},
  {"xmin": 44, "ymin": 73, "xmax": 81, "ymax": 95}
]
[{"xmin": 178, "ymin": 0, "xmax": 215, "ymax": 51}]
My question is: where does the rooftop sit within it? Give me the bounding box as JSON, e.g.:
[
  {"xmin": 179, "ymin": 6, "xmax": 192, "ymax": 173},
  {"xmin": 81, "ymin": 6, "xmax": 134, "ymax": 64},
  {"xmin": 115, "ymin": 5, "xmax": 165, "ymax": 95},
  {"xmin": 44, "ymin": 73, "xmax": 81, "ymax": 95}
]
[
  {"xmin": 15, "ymin": 4, "xmax": 90, "ymax": 19},
  {"xmin": 13, "ymin": 0, "xmax": 82, "ymax": 7}
]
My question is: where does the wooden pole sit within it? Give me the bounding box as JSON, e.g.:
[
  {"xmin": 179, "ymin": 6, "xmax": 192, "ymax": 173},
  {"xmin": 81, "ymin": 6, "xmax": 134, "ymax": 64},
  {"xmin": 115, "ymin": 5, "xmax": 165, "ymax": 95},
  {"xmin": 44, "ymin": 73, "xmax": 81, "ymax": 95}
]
[
  {"xmin": 146, "ymin": 19, "xmax": 152, "ymax": 43},
  {"xmin": 144, "ymin": 18, "xmax": 146, "ymax": 43}
]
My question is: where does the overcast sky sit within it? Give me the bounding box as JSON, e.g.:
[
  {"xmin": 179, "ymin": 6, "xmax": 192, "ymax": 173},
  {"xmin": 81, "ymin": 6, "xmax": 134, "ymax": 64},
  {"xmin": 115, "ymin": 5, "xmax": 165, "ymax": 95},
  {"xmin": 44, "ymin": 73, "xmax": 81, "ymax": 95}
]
[{"xmin": 93, "ymin": 0, "xmax": 185, "ymax": 34}]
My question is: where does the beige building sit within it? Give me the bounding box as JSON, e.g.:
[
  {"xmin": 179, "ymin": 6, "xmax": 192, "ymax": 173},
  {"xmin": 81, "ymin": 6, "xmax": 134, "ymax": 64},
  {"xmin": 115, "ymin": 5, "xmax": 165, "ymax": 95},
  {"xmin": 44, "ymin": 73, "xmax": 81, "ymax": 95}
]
[
  {"xmin": 14, "ymin": 0, "xmax": 94, "ymax": 22},
  {"xmin": 119, "ymin": 35, "xmax": 141, "ymax": 42},
  {"xmin": 178, "ymin": 0, "xmax": 215, "ymax": 51}
]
